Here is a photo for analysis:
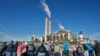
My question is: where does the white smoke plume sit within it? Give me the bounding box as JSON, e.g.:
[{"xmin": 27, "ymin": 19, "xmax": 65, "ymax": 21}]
[
  {"xmin": 41, "ymin": 0, "xmax": 51, "ymax": 18},
  {"xmin": 58, "ymin": 23, "xmax": 65, "ymax": 30},
  {"xmin": 56, "ymin": 20, "xmax": 65, "ymax": 30}
]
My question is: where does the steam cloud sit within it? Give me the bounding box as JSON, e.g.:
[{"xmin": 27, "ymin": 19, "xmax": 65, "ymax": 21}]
[
  {"xmin": 41, "ymin": 0, "xmax": 51, "ymax": 18},
  {"xmin": 58, "ymin": 23, "xmax": 65, "ymax": 30}
]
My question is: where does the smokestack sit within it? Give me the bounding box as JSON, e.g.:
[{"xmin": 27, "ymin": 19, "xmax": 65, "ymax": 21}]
[
  {"xmin": 44, "ymin": 16, "xmax": 51, "ymax": 42},
  {"xmin": 49, "ymin": 18, "xmax": 51, "ymax": 34}
]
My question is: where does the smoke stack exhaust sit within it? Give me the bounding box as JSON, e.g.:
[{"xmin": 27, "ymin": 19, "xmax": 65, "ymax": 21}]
[
  {"xmin": 41, "ymin": 0, "xmax": 51, "ymax": 18},
  {"xmin": 58, "ymin": 23, "xmax": 65, "ymax": 30}
]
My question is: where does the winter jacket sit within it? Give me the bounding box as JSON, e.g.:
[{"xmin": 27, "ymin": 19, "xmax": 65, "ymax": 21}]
[
  {"xmin": 83, "ymin": 44, "xmax": 88, "ymax": 50},
  {"xmin": 54, "ymin": 45, "xmax": 61, "ymax": 53},
  {"xmin": 0, "ymin": 43, "xmax": 7, "ymax": 53},
  {"xmin": 70, "ymin": 45, "xmax": 77, "ymax": 51},
  {"xmin": 28, "ymin": 44, "xmax": 36, "ymax": 52},
  {"xmin": 38, "ymin": 45, "xmax": 47, "ymax": 53},
  {"xmin": 6, "ymin": 43, "xmax": 14, "ymax": 52},
  {"xmin": 77, "ymin": 44, "xmax": 84, "ymax": 53},
  {"xmin": 87, "ymin": 44, "xmax": 93, "ymax": 51},
  {"xmin": 94, "ymin": 42, "xmax": 100, "ymax": 53},
  {"xmin": 17, "ymin": 45, "xmax": 24, "ymax": 54},
  {"xmin": 13, "ymin": 43, "xmax": 18, "ymax": 52},
  {"xmin": 63, "ymin": 41, "xmax": 69, "ymax": 51}
]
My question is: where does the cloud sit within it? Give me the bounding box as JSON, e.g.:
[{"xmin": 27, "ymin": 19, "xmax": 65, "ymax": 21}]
[
  {"xmin": 56, "ymin": 20, "xmax": 65, "ymax": 30},
  {"xmin": 89, "ymin": 33, "xmax": 100, "ymax": 40}
]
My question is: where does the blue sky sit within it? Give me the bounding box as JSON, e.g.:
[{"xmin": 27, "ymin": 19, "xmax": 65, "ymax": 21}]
[{"xmin": 0, "ymin": 0, "xmax": 100, "ymax": 41}]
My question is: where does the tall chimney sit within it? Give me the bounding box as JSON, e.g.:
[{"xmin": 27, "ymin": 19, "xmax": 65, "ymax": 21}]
[
  {"xmin": 49, "ymin": 18, "xmax": 51, "ymax": 34},
  {"xmin": 44, "ymin": 16, "xmax": 51, "ymax": 42}
]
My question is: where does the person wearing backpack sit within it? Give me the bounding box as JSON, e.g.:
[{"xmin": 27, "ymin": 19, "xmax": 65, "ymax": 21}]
[
  {"xmin": 17, "ymin": 42, "xmax": 23, "ymax": 56},
  {"xmin": 44, "ymin": 43, "xmax": 50, "ymax": 56},
  {"xmin": 70, "ymin": 43, "xmax": 77, "ymax": 56},
  {"xmin": 94, "ymin": 41, "xmax": 100, "ymax": 56},
  {"xmin": 63, "ymin": 41, "xmax": 69, "ymax": 56},
  {"xmin": 13, "ymin": 41, "xmax": 18, "ymax": 56},
  {"xmin": 6, "ymin": 41, "xmax": 14, "ymax": 56},
  {"xmin": 21, "ymin": 42, "xmax": 28, "ymax": 56},
  {"xmin": 28, "ymin": 43, "xmax": 36, "ymax": 56},
  {"xmin": 54, "ymin": 43, "xmax": 61, "ymax": 56},
  {"xmin": 0, "ymin": 42, "xmax": 7, "ymax": 56},
  {"xmin": 86, "ymin": 44, "xmax": 94, "ymax": 56},
  {"xmin": 77, "ymin": 43, "xmax": 84, "ymax": 56},
  {"xmin": 50, "ymin": 44, "xmax": 54, "ymax": 56},
  {"xmin": 83, "ymin": 43, "xmax": 89, "ymax": 56},
  {"xmin": 37, "ymin": 43, "xmax": 47, "ymax": 56}
]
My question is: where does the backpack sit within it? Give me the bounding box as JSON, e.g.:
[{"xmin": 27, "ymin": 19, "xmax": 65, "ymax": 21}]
[
  {"xmin": 39, "ymin": 46, "xmax": 45, "ymax": 52},
  {"xmin": 0, "ymin": 43, "xmax": 6, "ymax": 52},
  {"xmin": 22, "ymin": 47, "xmax": 27, "ymax": 53},
  {"xmin": 77, "ymin": 45, "xmax": 83, "ymax": 53},
  {"xmin": 50, "ymin": 45, "xmax": 54, "ymax": 51},
  {"xmin": 22, "ymin": 46, "xmax": 27, "ymax": 53},
  {"xmin": 28, "ymin": 44, "xmax": 33, "ymax": 51}
]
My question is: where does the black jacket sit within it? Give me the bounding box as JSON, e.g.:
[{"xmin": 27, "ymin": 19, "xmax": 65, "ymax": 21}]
[
  {"xmin": 28, "ymin": 44, "xmax": 36, "ymax": 52},
  {"xmin": 13, "ymin": 43, "xmax": 18, "ymax": 52},
  {"xmin": 6, "ymin": 43, "xmax": 14, "ymax": 52},
  {"xmin": 83, "ymin": 44, "xmax": 88, "ymax": 50},
  {"xmin": 94, "ymin": 42, "xmax": 100, "ymax": 53},
  {"xmin": 37, "ymin": 45, "xmax": 47, "ymax": 53}
]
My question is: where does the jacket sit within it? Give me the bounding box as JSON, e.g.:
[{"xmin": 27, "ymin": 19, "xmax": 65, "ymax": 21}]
[
  {"xmin": 38, "ymin": 45, "xmax": 47, "ymax": 53},
  {"xmin": 17, "ymin": 45, "xmax": 24, "ymax": 53},
  {"xmin": 63, "ymin": 42, "xmax": 69, "ymax": 51},
  {"xmin": 94, "ymin": 42, "xmax": 100, "ymax": 53},
  {"xmin": 13, "ymin": 43, "xmax": 18, "ymax": 52},
  {"xmin": 54, "ymin": 45, "xmax": 61, "ymax": 53},
  {"xmin": 6, "ymin": 43, "xmax": 14, "ymax": 52},
  {"xmin": 28, "ymin": 44, "xmax": 36, "ymax": 52}
]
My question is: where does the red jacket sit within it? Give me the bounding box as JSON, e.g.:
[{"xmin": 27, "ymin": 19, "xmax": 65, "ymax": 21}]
[{"xmin": 17, "ymin": 45, "xmax": 24, "ymax": 53}]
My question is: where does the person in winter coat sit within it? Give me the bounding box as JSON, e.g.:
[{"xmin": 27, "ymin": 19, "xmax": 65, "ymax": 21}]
[
  {"xmin": 0, "ymin": 42, "xmax": 7, "ymax": 56},
  {"xmin": 37, "ymin": 43, "xmax": 47, "ymax": 56},
  {"xmin": 17, "ymin": 42, "xmax": 23, "ymax": 56},
  {"xmin": 13, "ymin": 41, "xmax": 18, "ymax": 56},
  {"xmin": 70, "ymin": 44, "xmax": 77, "ymax": 56},
  {"xmin": 94, "ymin": 41, "xmax": 100, "ymax": 56},
  {"xmin": 44, "ymin": 43, "xmax": 50, "ymax": 56},
  {"xmin": 83, "ymin": 44, "xmax": 89, "ymax": 56},
  {"xmin": 28, "ymin": 43, "xmax": 36, "ymax": 56},
  {"xmin": 77, "ymin": 43, "xmax": 84, "ymax": 56},
  {"xmin": 63, "ymin": 41, "xmax": 69, "ymax": 56},
  {"xmin": 54, "ymin": 43, "xmax": 61, "ymax": 56},
  {"xmin": 88, "ymin": 44, "xmax": 94, "ymax": 56},
  {"xmin": 50, "ymin": 44, "xmax": 54, "ymax": 56},
  {"xmin": 6, "ymin": 41, "xmax": 14, "ymax": 56},
  {"xmin": 21, "ymin": 42, "xmax": 28, "ymax": 56}
]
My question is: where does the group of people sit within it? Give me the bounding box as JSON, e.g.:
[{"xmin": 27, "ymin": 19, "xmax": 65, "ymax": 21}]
[
  {"xmin": 0, "ymin": 41, "xmax": 53, "ymax": 56},
  {"xmin": 0, "ymin": 40, "xmax": 100, "ymax": 56},
  {"xmin": 63, "ymin": 41, "xmax": 100, "ymax": 56}
]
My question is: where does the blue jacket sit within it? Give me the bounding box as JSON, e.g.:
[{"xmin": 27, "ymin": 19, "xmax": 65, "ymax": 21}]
[
  {"xmin": 85, "ymin": 44, "xmax": 93, "ymax": 51},
  {"xmin": 63, "ymin": 41, "xmax": 69, "ymax": 51}
]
